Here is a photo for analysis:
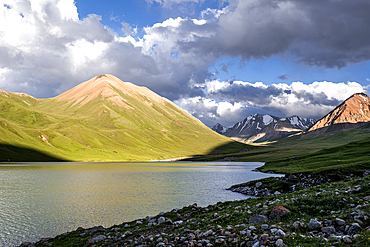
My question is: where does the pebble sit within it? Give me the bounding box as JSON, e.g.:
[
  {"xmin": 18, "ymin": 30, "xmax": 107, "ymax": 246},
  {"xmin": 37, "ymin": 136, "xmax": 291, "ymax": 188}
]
[
  {"xmin": 261, "ymin": 224, "xmax": 269, "ymax": 230},
  {"xmin": 157, "ymin": 217, "xmax": 166, "ymax": 224}
]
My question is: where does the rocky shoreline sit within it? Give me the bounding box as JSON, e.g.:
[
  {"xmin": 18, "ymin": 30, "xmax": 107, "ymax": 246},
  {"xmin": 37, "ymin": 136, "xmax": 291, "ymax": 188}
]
[
  {"xmin": 19, "ymin": 172, "xmax": 370, "ymax": 247},
  {"xmin": 227, "ymin": 171, "xmax": 361, "ymax": 197}
]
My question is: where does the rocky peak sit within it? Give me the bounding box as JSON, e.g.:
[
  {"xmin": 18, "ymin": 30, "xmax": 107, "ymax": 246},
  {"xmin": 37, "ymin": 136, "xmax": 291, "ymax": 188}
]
[
  {"xmin": 212, "ymin": 123, "xmax": 228, "ymax": 134},
  {"xmin": 309, "ymin": 93, "xmax": 370, "ymax": 131}
]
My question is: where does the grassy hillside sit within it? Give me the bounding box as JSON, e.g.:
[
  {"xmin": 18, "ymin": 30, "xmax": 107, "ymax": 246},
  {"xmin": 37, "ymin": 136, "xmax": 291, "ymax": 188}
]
[
  {"xmin": 260, "ymin": 136, "xmax": 370, "ymax": 174},
  {"xmin": 0, "ymin": 78, "xmax": 249, "ymax": 162},
  {"xmin": 186, "ymin": 125, "xmax": 370, "ymax": 174}
]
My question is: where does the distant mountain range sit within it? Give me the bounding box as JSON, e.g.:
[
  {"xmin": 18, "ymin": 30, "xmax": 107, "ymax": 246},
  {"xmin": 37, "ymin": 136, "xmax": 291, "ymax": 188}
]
[
  {"xmin": 0, "ymin": 74, "xmax": 237, "ymax": 162},
  {"xmin": 213, "ymin": 93, "xmax": 370, "ymax": 143},
  {"xmin": 212, "ymin": 114, "xmax": 316, "ymax": 143}
]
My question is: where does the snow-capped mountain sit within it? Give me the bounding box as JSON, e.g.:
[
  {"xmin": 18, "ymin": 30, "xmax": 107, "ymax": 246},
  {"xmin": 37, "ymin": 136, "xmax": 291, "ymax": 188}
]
[
  {"xmin": 211, "ymin": 123, "xmax": 228, "ymax": 134},
  {"xmin": 284, "ymin": 116, "xmax": 317, "ymax": 130},
  {"xmin": 222, "ymin": 114, "xmax": 281, "ymax": 138},
  {"xmin": 212, "ymin": 113, "xmax": 317, "ymax": 142}
]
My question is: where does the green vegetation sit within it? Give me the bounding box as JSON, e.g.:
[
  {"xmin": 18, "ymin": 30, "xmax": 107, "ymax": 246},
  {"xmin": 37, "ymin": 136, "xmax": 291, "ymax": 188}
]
[
  {"xmin": 0, "ymin": 89, "xmax": 249, "ymax": 162},
  {"xmin": 186, "ymin": 126, "xmax": 370, "ymax": 174},
  {"xmin": 260, "ymin": 136, "xmax": 370, "ymax": 174}
]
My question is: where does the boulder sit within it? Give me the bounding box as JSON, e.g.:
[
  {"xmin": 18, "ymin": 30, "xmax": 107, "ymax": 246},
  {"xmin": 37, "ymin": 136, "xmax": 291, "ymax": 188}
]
[
  {"xmin": 269, "ymin": 206, "xmax": 291, "ymax": 219},
  {"xmin": 347, "ymin": 223, "xmax": 362, "ymax": 235},
  {"xmin": 249, "ymin": 215, "xmax": 268, "ymax": 224}
]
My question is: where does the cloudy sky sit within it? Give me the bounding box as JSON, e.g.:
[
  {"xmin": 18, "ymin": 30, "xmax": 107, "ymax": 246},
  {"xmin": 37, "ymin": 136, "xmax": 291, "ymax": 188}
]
[{"xmin": 1, "ymin": 0, "xmax": 370, "ymax": 127}]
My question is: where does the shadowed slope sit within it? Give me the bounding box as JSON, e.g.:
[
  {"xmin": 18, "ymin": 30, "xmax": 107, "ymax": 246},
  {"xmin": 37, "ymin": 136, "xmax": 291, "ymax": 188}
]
[{"xmin": 0, "ymin": 144, "xmax": 68, "ymax": 162}]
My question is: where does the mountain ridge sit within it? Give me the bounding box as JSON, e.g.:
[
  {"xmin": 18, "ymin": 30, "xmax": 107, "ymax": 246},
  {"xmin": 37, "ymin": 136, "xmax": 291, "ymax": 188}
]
[
  {"xmin": 309, "ymin": 93, "xmax": 370, "ymax": 131},
  {"xmin": 0, "ymin": 74, "xmax": 245, "ymax": 161},
  {"xmin": 212, "ymin": 114, "xmax": 316, "ymax": 142}
]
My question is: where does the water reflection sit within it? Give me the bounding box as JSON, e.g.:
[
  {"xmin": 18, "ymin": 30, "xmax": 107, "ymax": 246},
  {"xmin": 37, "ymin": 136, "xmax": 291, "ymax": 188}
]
[{"xmin": 0, "ymin": 162, "xmax": 282, "ymax": 246}]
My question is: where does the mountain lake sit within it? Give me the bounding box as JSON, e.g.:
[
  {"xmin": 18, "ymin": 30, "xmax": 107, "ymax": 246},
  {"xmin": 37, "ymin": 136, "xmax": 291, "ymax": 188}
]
[{"xmin": 0, "ymin": 161, "xmax": 283, "ymax": 246}]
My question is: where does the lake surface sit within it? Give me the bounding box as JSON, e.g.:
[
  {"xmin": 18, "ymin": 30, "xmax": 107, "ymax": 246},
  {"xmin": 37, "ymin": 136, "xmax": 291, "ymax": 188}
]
[{"xmin": 0, "ymin": 162, "xmax": 282, "ymax": 246}]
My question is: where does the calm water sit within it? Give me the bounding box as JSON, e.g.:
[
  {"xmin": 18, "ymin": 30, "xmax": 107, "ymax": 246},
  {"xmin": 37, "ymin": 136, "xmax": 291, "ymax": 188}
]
[{"xmin": 0, "ymin": 162, "xmax": 282, "ymax": 246}]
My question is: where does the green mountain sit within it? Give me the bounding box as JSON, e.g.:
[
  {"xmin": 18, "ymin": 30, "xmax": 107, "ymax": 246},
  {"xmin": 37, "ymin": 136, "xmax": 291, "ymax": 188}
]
[{"xmin": 0, "ymin": 74, "xmax": 243, "ymax": 162}]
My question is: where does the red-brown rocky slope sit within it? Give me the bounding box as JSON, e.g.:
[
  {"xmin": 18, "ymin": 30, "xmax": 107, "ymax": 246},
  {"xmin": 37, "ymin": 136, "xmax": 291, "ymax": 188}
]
[{"xmin": 309, "ymin": 93, "xmax": 370, "ymax": 131}]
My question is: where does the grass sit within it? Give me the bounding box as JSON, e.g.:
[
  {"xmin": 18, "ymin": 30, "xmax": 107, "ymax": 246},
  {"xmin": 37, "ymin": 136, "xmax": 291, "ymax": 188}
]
[
  {"xmin": 186, "ymin": 126, "xmax": 370, "ymax": 174},
  {"xmin": 260, "ymin": 136, "xmax": 370, "ymax": 174}
]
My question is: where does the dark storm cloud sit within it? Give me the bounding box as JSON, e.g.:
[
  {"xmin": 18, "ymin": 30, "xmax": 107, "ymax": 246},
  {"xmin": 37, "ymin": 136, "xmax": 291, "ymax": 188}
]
[
  {"xmin": 293, "ymin": 91, "xmax": 342, "ymax": 106},
  {"xmin": 173, "ymin": 0, "xmax": 370, "ymax": 69},
  {"xmin": 208, "ymin": 81, "xmax": 343, "ymax": 108},
  {"xmin": 209, "ymin": 82, "xmax": 285, "ymax": 105}
]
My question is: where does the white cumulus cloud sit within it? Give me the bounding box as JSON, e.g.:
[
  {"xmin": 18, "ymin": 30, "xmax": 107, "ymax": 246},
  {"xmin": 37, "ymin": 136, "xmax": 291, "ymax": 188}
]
[{"xmin": 198, "ymin": 80, "xmax": 368, "ymax": 126}]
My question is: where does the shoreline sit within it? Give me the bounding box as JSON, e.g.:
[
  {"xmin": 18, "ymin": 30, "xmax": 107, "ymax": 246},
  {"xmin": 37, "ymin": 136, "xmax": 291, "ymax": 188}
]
[{"xmin": 18, "ymin": 170, "xmax": 370, "ymax": 247}]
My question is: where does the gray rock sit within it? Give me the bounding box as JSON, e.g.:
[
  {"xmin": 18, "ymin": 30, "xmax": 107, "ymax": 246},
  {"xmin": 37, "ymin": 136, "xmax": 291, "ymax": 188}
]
[
  {"xmin": 259, "ymin": 234, "xmax": 269, "ymax": 245},
  {"xmin": 87, "ymin": 235, "xmax": 107, "ymax": 244},
  {"xmin": 157, "ymin": 217, "xmax": 166, "ymax": 224},
  {"xmin": 322, "ymin": 226, "xmax": 336, "ymax": 234},
  {"xmin": 347, "ymin": 223, "xmax": 362, "ymax": 235},
  {"xmin": 252, "ymin": 241, "xmax": 260, "ymax": 247},
  {"xmin": 240, "ymin": 230, "xmax": 247, "ymax": 235},
  {"xmin": 274, "ymin": 191, "xmax": 281, "ymax": 196},
  {"xmin": 173, "ymin": 220, "xmax": 183, "ymax": 226},
  {"xmin": 203, "ymin": 229, "xmax": 213, "ymax": 237},
  {"xmin": 308, "ymin": 219, "xmax": 321, "ymax": 229},
  {"xmin": 275, "ymin": 229, "xmax": 286, "ymax": 237},
  {"xmin": 256, "ymin": 182, "xmax": 262, "ymax": 188},
  {"xmin": 323, "ymin": 219, "xmax": 332, "ymax": 226},
  {"xmin": 261, "ymin": 224, "xmax": 269, "ymax": 230},
  {"xmin": 335, "ymin": 218, "xmax": 346, "ymax": 226},
  {"xmin": 249, "ymin": 215, "xmax": 268, "ymax": 224},
  {"xmin": 293, "ymin": 221, "xmax": 303, "ymax": 229},
  {"xmin": 343, "ymin": 236, "xmax": 352, "ymax": 244},
  {"xmin": 188, "ymin": 233, "xmax": 196, "ymax": 240},
  {"xmin": 275, "ymin": 239, "xmax": 286, "ymax": 247},
  {"xmin": 86, "ymin": 225, "xmax": 105, "ymax": 235}
]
